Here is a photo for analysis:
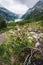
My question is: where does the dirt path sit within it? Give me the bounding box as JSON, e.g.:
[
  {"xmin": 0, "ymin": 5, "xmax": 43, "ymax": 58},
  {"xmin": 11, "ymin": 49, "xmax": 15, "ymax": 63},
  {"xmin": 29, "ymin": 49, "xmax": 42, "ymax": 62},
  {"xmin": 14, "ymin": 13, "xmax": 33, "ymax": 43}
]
[{"xmin": 0, "ymin": 32, "xmax": 6, "ymax": 44}]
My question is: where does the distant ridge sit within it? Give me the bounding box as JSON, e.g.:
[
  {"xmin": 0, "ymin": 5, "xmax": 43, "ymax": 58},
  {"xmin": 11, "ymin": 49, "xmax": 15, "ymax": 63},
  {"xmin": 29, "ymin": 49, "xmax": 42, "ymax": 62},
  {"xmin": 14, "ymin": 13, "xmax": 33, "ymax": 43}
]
[{"xmin": 0, "ymin": 7, "xmax": 19, "ymax": 21}]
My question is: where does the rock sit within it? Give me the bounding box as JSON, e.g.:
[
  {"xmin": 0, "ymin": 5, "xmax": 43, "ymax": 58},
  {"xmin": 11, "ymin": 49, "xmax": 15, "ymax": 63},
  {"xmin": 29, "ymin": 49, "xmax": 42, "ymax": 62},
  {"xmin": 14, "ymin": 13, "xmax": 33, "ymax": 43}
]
[
  {"xmin": 28, "ymin": 36, "xmax": 33, "ymax": 40},
  {"xmin": 35, "ymin": 42, "xmax": 40, "ymax": 47},
  {"xmin": 9, "ymin": 30, "xmax": 14, "ymax": 34},
  {"xmin": 30, "ymin": 32, "xmax": 36, "ymax": 35},
  {"xmin": 39, "ymin": 33, "xmax": 43, "ymax": 39},
  {"xmin": 28, "ymin": 28, "xmax": 32, "ymax": 32},
  {"xmin": 17, "ymin": 28, "xmax": 21, "ymax": 31},
  {"xmin": 33, "ymin": 34, "xmax": 39, "ymax": 39}
]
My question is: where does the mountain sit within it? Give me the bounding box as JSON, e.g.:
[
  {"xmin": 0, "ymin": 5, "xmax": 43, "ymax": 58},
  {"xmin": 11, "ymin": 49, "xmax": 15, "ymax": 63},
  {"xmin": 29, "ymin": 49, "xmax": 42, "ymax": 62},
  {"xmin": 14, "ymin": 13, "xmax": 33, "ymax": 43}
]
[
  {"xmin": 22, "ymin": 8, "xmax": 32, "ymax": 18},
  {"xmin": 33, "ymin": 0, "xmax": 43, "ymax": 9},
  {"xmin": 0, "ymin": 7, "xmax": 19, "ymax": 21},
  {"xmin": 22, "ymin": 0, "xmax": 43, "ymax": 21}
]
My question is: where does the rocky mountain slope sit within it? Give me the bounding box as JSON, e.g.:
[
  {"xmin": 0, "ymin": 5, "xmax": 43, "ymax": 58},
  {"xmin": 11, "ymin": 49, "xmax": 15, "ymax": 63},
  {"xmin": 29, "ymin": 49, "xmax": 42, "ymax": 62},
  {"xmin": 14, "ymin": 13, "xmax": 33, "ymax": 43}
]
[
  {"xmin": 0, "ymin": 7, "xmax": 19, "ymax": 21},
  {"xmin": 22, "ymin": 0, "xmax": 43, "ymax": 21}
]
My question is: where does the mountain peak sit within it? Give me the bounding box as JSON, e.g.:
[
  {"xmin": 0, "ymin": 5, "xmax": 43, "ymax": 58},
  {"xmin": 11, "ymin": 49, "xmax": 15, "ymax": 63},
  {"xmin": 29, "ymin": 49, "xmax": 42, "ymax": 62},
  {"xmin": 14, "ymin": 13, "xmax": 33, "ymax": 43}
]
[
  {"xmin": 22, "ymin": 0, "xmax": 43, "ymax": 19},
  {"xmin": 40, "ymin": 0, "xmax": 43, "ymax": 2}
]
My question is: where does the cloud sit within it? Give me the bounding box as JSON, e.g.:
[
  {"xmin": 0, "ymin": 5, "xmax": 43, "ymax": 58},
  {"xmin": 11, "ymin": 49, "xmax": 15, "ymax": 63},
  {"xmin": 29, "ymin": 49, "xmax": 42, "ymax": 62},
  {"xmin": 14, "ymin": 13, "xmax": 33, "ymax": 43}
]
[
  {"xmin": 14, "ymin": 0, "xmax": 39, "ymax": 7},
  {"xmin": 0, "ymin": 0, "xmax": 39, "ymax": 15},
  {"xmin": 0, "ymin": 0, "xmax": 28, "ymax": 15}
]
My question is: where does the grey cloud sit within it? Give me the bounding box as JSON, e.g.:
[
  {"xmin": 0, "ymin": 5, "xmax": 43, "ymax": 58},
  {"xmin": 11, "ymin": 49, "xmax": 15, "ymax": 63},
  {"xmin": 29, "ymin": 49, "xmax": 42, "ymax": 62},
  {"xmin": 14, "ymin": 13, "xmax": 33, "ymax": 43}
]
[{"xmin": 14, "ymin": 0, "xmax": 39, "ymax": 8}]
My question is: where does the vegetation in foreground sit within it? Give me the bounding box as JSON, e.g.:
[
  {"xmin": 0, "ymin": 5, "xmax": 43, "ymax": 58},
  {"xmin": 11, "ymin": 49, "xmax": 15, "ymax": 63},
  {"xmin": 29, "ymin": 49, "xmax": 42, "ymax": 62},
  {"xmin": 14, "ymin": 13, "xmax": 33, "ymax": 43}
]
[{"xmin": 0, "ymin": 19, "xmax": 43, "ymax": 65}]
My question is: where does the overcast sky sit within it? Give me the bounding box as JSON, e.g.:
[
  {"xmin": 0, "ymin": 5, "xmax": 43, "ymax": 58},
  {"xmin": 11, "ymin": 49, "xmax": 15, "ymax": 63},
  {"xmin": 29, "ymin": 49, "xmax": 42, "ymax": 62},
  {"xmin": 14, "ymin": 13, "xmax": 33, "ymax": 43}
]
[{"xmin": 0, "ymin": 0, "xmax": 39, "ymax": 15}]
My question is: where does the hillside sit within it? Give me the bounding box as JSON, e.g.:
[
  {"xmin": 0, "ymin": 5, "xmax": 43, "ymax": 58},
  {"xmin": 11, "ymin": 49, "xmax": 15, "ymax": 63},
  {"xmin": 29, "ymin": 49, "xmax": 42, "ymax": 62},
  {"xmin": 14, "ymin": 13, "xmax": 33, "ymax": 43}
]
[
  {"xmin": 22, "ymin": 0, "xmax": 43, "ymax": 21},
  {"xmin": 0, "ymin": 7, "xmax": 19, "ymax": 21}
]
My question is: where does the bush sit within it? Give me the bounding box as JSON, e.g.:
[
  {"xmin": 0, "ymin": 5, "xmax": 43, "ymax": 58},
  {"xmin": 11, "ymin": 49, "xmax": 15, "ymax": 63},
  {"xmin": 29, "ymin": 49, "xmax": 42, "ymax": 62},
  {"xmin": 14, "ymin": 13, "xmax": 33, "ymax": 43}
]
[
  {"xmin": 0, "ymin": 44, "xmax": 5, "ymax": 56},
  {"xmin": 16, "ymin": 20, "xmax": 30, "ymax": 25},
  {"xmin": 0, "ymin": 16, "xmax": 7, "ymax": 29},
  {"xmin": 7, "ymin": 21, "xmax": 15, "ymax": 26},
  {"xmin": 40, "ymin": 20, "xmax": 43, "ymax": 27}
]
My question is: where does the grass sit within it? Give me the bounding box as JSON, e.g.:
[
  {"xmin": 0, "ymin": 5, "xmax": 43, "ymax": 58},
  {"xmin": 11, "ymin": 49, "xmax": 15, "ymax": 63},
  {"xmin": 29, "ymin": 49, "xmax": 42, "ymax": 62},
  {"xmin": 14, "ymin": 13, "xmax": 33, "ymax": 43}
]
[
  {"xmin": 0, "ymin": 20, "xmax": 43, "ymax": 33},
  {"xmin": 0, "ymin": 20, "xmax": 43, "ymax": 65},
  {"xmin": 0, "ymin": 26, "xmax": 15, "ymax": 34}
]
